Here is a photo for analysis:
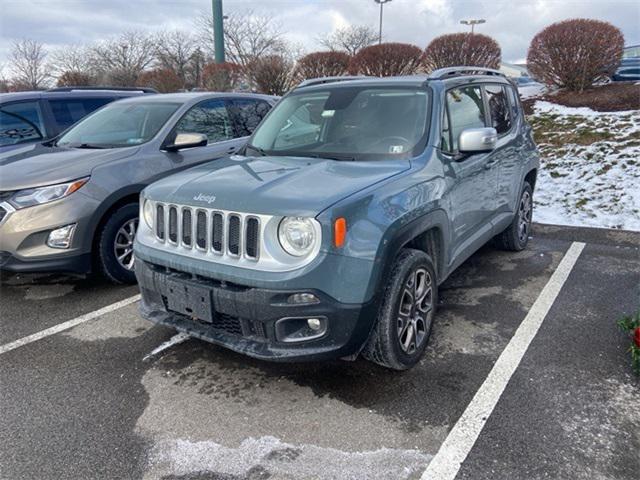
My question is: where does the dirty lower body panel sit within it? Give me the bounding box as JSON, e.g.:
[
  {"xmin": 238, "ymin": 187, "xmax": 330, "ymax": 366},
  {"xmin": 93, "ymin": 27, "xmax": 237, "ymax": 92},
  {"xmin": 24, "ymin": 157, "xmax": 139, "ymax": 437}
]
[{"xmin": 136, "ymin": 259, "xmax": 377, "ymax": 362}]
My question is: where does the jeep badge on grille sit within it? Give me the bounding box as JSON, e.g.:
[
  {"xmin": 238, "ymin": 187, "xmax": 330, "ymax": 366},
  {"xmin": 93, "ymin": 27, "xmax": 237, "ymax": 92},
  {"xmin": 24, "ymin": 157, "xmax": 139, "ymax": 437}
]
[{"xmin": 193, "ymin": 193, "xmax": 216, "ymax": 204}]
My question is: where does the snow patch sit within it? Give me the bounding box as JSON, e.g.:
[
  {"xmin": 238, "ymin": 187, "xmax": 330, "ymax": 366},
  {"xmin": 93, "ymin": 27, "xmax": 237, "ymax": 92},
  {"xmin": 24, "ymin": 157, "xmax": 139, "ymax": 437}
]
[
  {"xmin": 531, "ymin": 101, "xmax": 640, "ymax": 231},
  {"xmin": 146, "ymin": 436, "xmax": 431, "ymax": 480}
]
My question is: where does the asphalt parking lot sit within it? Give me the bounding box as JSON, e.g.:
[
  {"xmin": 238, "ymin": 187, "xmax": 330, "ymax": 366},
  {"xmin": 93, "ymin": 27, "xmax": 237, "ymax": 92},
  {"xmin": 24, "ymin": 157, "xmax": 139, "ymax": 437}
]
[{"xmin": 0, "ymin": 224, "xmax": 638, "ymax": 480}]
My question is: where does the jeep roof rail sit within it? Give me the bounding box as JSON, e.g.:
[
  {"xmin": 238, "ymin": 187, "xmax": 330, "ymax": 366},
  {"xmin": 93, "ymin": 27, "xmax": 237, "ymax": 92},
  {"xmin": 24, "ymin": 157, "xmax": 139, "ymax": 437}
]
[
  {"xmin": 296, "ymin": 76, "xmax": 370, "ymax": 89},
  {"xmin": 428, "ymin": 67, "xmax": 506, "ymax": 80},
  {"xmin": 46, "ymin": 86, "xmax": 158, "ymax": 93}
]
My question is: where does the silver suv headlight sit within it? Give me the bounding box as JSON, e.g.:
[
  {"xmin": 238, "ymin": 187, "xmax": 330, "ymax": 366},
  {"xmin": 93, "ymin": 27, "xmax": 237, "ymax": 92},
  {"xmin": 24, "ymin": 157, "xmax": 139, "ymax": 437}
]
[
  {"xmin": 278, "ymin": 216, "xmax": 319, "ymax": 257},
  {"xmin": 9, "ymin": 178, "xmax": 89, "ymax": 209}
]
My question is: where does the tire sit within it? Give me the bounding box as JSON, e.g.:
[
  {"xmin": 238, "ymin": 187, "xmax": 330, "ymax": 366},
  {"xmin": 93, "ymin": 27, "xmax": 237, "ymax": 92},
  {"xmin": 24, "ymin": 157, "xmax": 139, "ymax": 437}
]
[
  {"xmin": 97, "ymin": 203, "xmax": 139, "ymax": 284},
  {"xmin": 363, "ymin": 249, "xmax": 437, "ymax": 370},
  {"xmin": 494, "ymin": 182, "xmax": 533, "ymax": 252}
]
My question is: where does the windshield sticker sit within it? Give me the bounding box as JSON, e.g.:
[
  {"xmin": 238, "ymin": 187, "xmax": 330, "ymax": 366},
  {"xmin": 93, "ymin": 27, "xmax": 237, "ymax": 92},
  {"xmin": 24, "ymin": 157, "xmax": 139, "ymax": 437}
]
[
  {"xmin": 390, "ymin": 145, "xmax": 404, "ymax": 153},
  {"xmin": 321, "ymin": 110, "xmax": 335, "ymax": 117}
]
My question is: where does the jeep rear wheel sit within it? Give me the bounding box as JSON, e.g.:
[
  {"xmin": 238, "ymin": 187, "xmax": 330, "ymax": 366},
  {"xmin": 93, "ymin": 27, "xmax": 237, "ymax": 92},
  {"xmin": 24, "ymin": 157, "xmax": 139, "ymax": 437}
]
[
  {"xmin": 97, "ymin": 203, "xmax": 139, "ymax": 284},
  {"xmin": 494, "ymin": 182, "xmax": 533, "ymax": 251},
  {"xmin": 363, "ymin": 249, "xmax": 437, "ymax": 370}
]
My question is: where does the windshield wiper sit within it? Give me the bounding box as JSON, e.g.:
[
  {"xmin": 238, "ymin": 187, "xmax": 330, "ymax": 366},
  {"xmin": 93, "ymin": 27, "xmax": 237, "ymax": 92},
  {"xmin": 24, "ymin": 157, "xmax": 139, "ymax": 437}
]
[
  {"xmin": 64, "ymin": 143, "xmax": 109, "ymax": 149},
  {"xmin": 302, "ymin": 153, "xmax": 356, "ymax": 162}
]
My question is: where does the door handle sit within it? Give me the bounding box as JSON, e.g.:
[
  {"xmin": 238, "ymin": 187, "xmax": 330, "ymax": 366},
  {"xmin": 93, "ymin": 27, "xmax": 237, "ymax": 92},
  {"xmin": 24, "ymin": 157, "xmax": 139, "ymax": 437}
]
[{"xmin": 227, "ymin": 147, "xmax": 236, "ymax": 154}]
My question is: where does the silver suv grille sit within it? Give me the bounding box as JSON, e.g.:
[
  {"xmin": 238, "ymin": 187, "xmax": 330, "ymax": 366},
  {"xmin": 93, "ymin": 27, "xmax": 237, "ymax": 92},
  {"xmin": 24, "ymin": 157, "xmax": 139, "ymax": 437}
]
[{"xmin": 155, "ymin": 202, "xmax": 260, "ymax": 260}]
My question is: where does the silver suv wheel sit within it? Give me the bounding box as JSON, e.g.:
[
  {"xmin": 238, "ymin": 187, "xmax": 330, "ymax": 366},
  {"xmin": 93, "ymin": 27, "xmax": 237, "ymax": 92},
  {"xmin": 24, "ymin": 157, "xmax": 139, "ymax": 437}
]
[{"xmin": 113, "ymin": 218, "xmax": 138, "ymax": 271}]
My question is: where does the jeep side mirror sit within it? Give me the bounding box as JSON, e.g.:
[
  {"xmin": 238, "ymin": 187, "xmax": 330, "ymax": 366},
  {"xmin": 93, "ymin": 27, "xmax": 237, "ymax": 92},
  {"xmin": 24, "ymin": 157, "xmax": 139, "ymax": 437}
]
[
  {"xmin": 458, "ymin": 127, "xmax": 498, "ymax": 153},
  {"xmin": 165, "ymin": 133, "xmax": 208, "ymax": 152}
]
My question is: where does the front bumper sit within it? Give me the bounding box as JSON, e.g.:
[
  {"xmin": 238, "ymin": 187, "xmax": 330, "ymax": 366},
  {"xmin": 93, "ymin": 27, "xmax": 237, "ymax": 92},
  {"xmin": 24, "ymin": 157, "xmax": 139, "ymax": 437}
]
[
  {"xmin": 0, "ymin": 192, "xmax": 98, "ymax": 274},
  {"xmin": 136, "ymin": 259, "xmax": 378, "ymax": 362},
  {"xmin": 0, "ymin": 251, "xmax": 91, "ymax": 274}
]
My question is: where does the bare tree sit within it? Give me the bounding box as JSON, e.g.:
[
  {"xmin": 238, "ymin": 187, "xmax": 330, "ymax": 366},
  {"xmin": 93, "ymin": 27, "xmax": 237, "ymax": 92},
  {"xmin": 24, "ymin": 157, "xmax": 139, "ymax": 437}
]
[
  {"xmin": 50, "ymin": 44, "xmax": 96, "ymax": 85},
  {"xmin": 137, "ymin": 68, "xmax": 182, "ymax": 93},
  {"xmin": 199, "ymin": 10, "xmax": 287, "ymax": 68},
  {"xmin": 319, "ymin": 25, "xmax": 377, "ymax": 56},
  {"xmin": 296, "ymin": 51, "xmax": 351, "ymax": 79},
  {"xmin": 90, "ymin": 31, "xmax": 157, "ymax": 86},
  {"xmin": 154, "ymin": 30, "xmax": 199, "ymax": 89},
  {"xmin": 50, "ymin": 44, "xmax": 93, "ymax": 75},
  {"xmin": 57, "ymin": 71, "xmax": 95, "ymax": 87},
  {"xmin": 9, "ymin": 39, "xmax": 51, "ymax": 90},
  {"xmin": 247, "ymin": 55, "xmax": 296, "ymax": 95},
  {"xmin": 202, "ymin": 62, "xmax": 243, "ymax": 91}
]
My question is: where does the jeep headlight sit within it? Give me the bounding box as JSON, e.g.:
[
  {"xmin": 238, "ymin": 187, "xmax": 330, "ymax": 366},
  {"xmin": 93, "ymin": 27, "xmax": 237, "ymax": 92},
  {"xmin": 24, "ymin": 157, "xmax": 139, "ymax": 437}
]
[
  {"xmin": 278, "ymin": 216, "xmax": 318, "ymax": 257},
  {"xmin": 9, "ymin": 178, "xmax": 89, "ymax": 209},
  {"xmin": 142, "ymin": 199, "xmax": 154, "ymax": 229}
]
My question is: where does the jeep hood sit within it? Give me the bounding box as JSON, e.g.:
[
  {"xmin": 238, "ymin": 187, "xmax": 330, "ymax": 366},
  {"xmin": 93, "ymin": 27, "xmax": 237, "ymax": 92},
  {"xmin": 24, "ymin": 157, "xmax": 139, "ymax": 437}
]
[
  {"xmin": 0, "ymin": 144, "xmax": 139, "ymax": 191},
  {"xmin": 145, "ymin": 155, "xmax": 410, "ymax": 216}
]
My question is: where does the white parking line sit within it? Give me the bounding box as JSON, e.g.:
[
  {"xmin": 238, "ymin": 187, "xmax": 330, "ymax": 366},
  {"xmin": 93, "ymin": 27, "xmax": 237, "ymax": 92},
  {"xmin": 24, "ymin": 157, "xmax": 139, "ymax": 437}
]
[
  {"xmin": 0, "ymin": 294, "xmax": 140, "ymax": 356},
  {"xmin": 422, "ymin": 241, "xmax": 585, "ymax": 480}
]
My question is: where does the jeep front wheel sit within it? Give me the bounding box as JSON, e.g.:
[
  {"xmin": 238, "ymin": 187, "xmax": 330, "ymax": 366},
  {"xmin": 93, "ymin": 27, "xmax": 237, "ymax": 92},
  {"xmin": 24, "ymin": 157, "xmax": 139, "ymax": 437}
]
[{"xmin": 363, "ymin": 249, "xmax": 437, "ymax": 370}]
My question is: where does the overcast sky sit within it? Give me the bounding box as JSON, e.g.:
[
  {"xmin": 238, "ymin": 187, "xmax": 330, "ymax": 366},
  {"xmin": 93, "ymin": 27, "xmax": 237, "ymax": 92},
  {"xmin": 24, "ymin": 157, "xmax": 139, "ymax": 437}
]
[{"xmin": 1, "ymin": 0, "xmax": 639, "ymax": 70}]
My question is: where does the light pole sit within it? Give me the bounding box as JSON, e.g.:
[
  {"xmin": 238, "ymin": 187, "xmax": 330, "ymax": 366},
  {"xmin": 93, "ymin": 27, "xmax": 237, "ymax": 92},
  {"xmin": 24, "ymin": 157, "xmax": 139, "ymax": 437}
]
[
  {"xmin": 374, "ymin": 0, "xmax": 392, "ymax": 45},
  {"xmin": 212, "ymin": 0, "xmax": 226, "ymax": 63},
  {"xmin": 460, "ymin": 18, "xmax": 486, "ymax": 34}
]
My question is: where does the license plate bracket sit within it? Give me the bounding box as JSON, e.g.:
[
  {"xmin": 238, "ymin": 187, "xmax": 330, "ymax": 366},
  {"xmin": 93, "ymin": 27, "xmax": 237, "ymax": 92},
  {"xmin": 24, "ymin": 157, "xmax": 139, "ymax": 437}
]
[{"xmin": 164, "ymin": 277, "xmax": 214, "ymax": 323}]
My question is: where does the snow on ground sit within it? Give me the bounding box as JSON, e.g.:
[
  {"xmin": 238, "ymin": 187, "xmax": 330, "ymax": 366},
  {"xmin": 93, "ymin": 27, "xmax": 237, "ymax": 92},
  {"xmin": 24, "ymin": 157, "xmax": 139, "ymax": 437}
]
[{"xmin": 530, "ymin": 101, "xmax": 640, "ymax": 231}]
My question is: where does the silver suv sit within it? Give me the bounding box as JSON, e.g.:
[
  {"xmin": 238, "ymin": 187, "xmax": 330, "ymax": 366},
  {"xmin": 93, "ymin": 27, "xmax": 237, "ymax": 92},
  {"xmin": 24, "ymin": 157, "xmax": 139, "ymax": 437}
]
[{"xmin": 0, "ymin": 92, "xmax": 277, "ymax": 283}]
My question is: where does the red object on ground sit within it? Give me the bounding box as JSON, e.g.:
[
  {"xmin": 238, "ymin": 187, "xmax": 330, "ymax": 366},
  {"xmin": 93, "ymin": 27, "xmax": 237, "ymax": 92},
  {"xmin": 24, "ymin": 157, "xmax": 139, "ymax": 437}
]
[{"xmin": 634, "ymin": 327, "xmax": 640, "ymax": 348}]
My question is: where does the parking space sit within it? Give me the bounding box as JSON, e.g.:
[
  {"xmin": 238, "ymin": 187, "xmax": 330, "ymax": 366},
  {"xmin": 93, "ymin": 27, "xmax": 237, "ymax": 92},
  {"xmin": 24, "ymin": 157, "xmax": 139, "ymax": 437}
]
[{"xmin": 0, "ymin": 224, "xmax": 638, "ymax": 480}]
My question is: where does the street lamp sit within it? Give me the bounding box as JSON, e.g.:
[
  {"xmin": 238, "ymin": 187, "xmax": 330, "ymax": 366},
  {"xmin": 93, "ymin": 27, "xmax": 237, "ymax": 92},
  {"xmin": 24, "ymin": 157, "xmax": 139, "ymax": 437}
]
[
  {"xmin": 374, "ymin": 0, "xmax": 392, "ymax": 45},
  {"xmin": 460, "ymin": 18, "xmax": 486, "ymax": 34}
]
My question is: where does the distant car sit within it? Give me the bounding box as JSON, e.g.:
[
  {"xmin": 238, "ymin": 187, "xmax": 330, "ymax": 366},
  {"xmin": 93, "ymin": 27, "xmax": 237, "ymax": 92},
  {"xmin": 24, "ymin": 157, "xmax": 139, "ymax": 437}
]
[
  {"xmin": 513, "ymin": 76, "xmax": 546, "ymax": 99},
  {"xmin": 0, "ymin": 87, "xmax": 157, "ymax": 153},
  {"xmin": 0, "ymin": 92, "xmax": 277, "ymax": 283}
]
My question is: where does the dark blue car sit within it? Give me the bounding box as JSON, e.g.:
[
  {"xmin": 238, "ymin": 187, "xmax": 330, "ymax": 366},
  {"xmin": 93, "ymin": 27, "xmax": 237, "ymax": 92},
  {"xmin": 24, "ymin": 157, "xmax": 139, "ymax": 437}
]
[
  {"xmin": 612, "ymin": 45, "xmax": 640, "ymax": 82},
  {"xmin": 0, "ymin": 87, "xmax": 156, "ymax": 153}
]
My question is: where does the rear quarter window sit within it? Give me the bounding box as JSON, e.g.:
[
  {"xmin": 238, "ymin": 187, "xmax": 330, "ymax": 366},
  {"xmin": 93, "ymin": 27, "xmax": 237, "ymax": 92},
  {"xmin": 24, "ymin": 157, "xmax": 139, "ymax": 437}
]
[
  {"xmin": 0, "ymin": 100, "xmax": 47, "ymax": 146},
  {"xmin": 49, "ymin": 97, "xmax": 114, "ymax": 131}
]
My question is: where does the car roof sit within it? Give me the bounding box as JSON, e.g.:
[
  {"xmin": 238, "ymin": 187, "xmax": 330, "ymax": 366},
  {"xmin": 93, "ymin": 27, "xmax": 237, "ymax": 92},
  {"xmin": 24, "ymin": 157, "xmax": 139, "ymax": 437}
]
[
  {"xmin": 293, "ymin": 71, "xmax": 513, "ymax": 93},
  {"xmin": 112, "ymin": 92, "xmax": 278, "ymax": 105},
  {"xmin": 0, "ymin": 89, "xmax": 146, "ymax": 103}
]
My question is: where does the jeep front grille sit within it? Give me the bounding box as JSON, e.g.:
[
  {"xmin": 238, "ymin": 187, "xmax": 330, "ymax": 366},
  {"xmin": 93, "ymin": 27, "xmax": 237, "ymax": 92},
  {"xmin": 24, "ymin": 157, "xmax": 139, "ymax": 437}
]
[{"xmin": 154, "ymin": 202, "xmax": 260, "ymax": 261}]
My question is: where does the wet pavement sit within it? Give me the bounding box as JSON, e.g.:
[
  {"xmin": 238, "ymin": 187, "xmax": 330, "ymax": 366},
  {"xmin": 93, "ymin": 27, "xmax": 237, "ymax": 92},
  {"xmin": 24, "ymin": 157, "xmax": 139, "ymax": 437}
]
[{"xmin": 0, "ymin": 224, "xmax": 638, "ymax": 480}]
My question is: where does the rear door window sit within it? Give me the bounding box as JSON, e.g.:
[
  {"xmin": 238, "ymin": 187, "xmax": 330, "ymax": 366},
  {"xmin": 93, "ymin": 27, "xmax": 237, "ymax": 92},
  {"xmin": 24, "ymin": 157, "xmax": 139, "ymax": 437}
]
[
  {"xmin": 175, "ymin": 99, "xmax": 234, "ymax": 144},
  {"xmin": 0, "ymin": 101, "xmax": 46, "ymax": 146},
  {"xmin": 230, "ymin": 99, "xmax": 272, "ymax": 137},
  {"xmin": 505, "ymin": 85, "xmax": 520, "ymax": 120},
  {"xmin": 485, "ymin": 85, "xmax": 512, "ymax": 135},
  {"xmin": 48, "ymin": 97, "xmax": 114, "ymax": 131},
  {"xmin": 445, "ymin": 86, "xmax": 485, "ymax": 151}
]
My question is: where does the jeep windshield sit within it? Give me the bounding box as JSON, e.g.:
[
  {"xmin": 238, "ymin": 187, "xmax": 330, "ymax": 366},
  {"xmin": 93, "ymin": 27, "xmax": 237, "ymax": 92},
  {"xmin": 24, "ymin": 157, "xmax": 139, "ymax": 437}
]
[
  {"xmin": 56, "ymin": 102, "xmax": 180, "ymax": 148},
  {"xmin": 247, "ymin": 86, "xmax": 430, "ymax": 161}
]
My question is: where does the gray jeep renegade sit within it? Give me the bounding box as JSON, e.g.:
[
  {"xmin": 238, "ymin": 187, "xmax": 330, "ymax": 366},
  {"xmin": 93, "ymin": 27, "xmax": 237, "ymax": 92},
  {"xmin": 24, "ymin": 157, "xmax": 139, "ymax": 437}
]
[{"xmin": 134, "ymin": 68, "xmax": 539, "ymax": 370}]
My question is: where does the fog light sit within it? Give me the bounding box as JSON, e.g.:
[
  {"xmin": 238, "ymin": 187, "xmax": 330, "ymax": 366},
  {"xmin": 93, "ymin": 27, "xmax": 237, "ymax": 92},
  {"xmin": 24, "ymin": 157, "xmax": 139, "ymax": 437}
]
[
  {"xmin": 275, "ymin": 316, "xmax": 328, "ymax": 343},
  {"xmin": 307, "ymin": 318, "xmax": 322, "ymax": 331},
  {"xmin": 47, "ymin": 224, "xmax": 76, "ymax": 249},
  {"xmin": 287, "ymin": 293, "xmax": 320, "ymax": 305}
]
